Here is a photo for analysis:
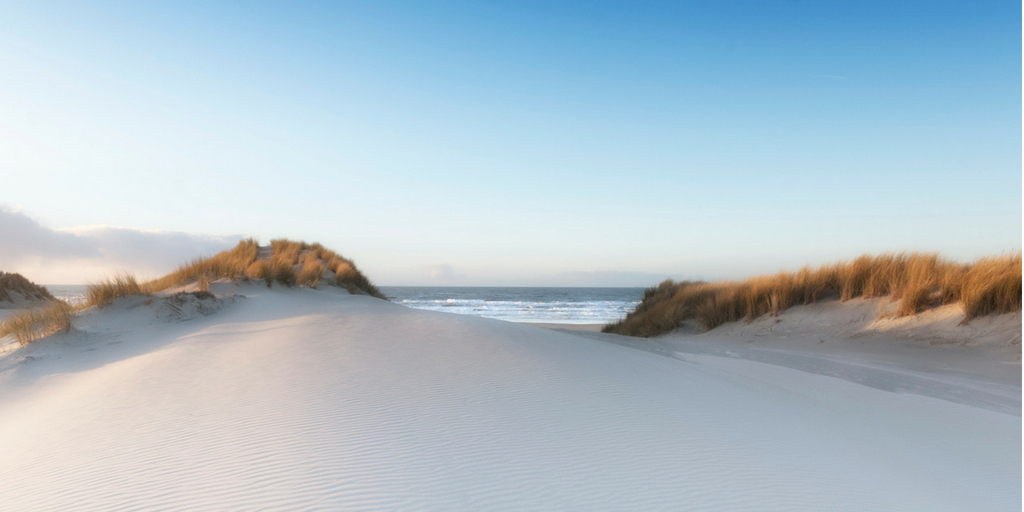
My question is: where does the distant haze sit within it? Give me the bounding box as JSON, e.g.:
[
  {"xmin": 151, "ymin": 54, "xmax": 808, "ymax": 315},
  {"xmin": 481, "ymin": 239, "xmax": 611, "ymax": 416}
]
[{"xmin": 1, "ymin": 2, "xmax": 1019, "ymax": 286}]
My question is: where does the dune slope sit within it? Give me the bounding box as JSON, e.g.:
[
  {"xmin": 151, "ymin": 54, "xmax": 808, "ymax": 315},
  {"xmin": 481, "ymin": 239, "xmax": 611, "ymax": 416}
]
[
  {"xmin": 0, "ymin": 271, "xmax": 55, "ymax": 309},
  {"xmin": 0, "ymin": 285, "xmax": 1019, "ymax": 511}
]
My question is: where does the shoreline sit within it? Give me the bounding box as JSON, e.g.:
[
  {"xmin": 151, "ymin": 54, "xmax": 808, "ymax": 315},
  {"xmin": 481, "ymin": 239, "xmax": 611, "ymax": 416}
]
[{"xmin": 516, "ymin": 322, "xmax": 605, "ymax": 332}]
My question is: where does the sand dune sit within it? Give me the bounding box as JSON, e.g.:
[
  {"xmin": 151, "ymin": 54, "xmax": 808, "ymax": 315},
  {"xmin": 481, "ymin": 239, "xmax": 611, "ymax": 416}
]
[
  {"xmin": 0, "ymin": 272, "xmax": 54, "ymax": 310},
  {"xmin": 589, "ymin": 297, "xmax": 1022, "ymax": 414},
  {"xmin": 0, "ymin": 284, "xmax": 1019, "ymax": 511}
]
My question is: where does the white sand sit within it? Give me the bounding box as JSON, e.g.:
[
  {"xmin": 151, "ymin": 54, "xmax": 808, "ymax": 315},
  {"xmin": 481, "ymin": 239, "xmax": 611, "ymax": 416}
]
[
  {"xmin": 517, "ymin": 322, "xmax": 605, "ymax": 332},
  {"xmin": 0, "ymin": 285, "xmax": 1019, "ymax": 511},
  {"xmin": 596, "ymin": 298, "xmax": 1022, "ymax": 414}
]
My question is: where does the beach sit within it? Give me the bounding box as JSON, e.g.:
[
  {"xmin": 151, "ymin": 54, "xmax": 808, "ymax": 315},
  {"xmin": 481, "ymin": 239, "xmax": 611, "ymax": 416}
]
[{"xmin": 0, "ymin": 283, "xmax": 1018, "ymax": 511}]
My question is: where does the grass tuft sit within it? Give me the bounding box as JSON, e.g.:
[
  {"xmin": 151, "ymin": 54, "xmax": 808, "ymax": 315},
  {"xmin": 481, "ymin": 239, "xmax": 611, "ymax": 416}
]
[
  {"xmin": 961, "ymin": 254, "xmax": 1022, "ymax": 320},
  {"xmin": 0, "ymin": 300, "xmax": 74, "ymax": 345},
  {"xmin": 271, "ymin": 239, "xmax": 302, "ymax": 266},
  {"xmin": 85, "ymin": 273, "xmax": 145, "ymax": 308},
  {"xmin": 298, "ymin": 259, "xmax": 324, "ymax": 287},
  {"xmin": 271, "ymin": 259, "xmax": 297, "ymax": 287},
  {"xmin": 246, "ymin": 260, "xmax": 274, "ymax": 288}
]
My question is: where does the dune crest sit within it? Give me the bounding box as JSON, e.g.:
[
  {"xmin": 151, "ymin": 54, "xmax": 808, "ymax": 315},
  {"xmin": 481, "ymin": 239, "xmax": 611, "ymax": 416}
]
[{"xmin": 606, "ymin": 252, "xmax": 1022, "ymax": 337}]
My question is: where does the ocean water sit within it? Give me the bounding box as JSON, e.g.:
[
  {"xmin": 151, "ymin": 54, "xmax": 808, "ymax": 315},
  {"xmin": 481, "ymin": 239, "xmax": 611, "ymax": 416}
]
[
  {"xmin": 380, "ymin": 287, "xmax": 644, "ymax": 325},
  {"xmin": 43, "ymin": 284, "xmax": 643, "ymax": 325},
  {"xmin": 45, "ymin": 284, "xmax": 88, "ymax": 306}
]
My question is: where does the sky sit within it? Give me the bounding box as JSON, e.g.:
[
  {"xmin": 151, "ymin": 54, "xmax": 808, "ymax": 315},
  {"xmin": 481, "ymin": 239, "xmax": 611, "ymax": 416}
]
[{"xmin": 1, "ymin": 0, "xmax": 1020, "ymax": 286}]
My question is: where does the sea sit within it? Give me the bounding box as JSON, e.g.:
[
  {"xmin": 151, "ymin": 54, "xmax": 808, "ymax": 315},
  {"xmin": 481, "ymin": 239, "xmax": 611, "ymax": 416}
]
[
  {"xmin": 46, "ymin": 285, "xmax": 90, "ymax": 306},
  {"xmin": 381, "ymin": 287, "xmax": 644, "ymax": 325},
  {"xmin": 44, "ymin": 285, "xmax": 643, "ymax": 325}
]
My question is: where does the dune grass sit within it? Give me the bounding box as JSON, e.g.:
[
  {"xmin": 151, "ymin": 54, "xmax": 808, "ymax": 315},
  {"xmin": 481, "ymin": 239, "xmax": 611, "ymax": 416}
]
[
  {"xmin": 298, "ymin": 258, "xmax": 324, "ymax": 287},
  {"xmin": 268, "ymin": 239, "xmax": 383, "ymax": 297},
  {"xmin": 961, "ymin": 255, "xmax": 1023, "ymax": 319},
  {"xmin": 271, "ymin": 258, "xmax": 298, "ymax": 288},
  {"xmin": 604, "ymin": 252, "xmax": 1022, "ymax": 337},
  {"xmin": 0, "ymin": 300, "xmax": 74, "ymax": 346},
  {"xmin": 0, "ymin": 272, "xmax": 55, "ymax": 304},
  {"xmin": 246, "ymin": 259, "xmax": 273, "ymax": 287},
  {"xmin": 144, "ymin": 238, "xmax": 261, "ymax": 293},
  {"xmin": 82, "ymin": 238, "xmax": 383, "ymax": 306},
  {"xmin": 85, "ymin": 273, "xmax": 145, "ymax": 308},
  {"xmin": 2, "ymin": 239, "xmax": 377, "ymax": 345}
]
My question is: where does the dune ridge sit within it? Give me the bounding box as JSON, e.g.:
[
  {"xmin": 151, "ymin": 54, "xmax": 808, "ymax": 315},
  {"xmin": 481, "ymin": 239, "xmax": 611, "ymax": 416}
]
[
  {"xmin": 84, "ymin": 238, "xmax": 383, "ymax": 310},
  {"xmin": 605, "ymin": 252, "xmax": 1022, "ymax": 337},
  {"xmin": 1, "ymin": 239, "xmax": 382, "ymax": 349}
]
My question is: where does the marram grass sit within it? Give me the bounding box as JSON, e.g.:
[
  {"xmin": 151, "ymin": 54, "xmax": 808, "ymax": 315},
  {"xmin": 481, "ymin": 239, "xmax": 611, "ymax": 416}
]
[
  {"xmin": 82, "ymin": 238, "xmax": 384, "ymax": 308},
  {"xmin": 604, "ymin": 252, "xmax": 1022, "ymax": 337},
  {"xmin": 0, "ymin": 300, "xmax": 74, "ymax": 346}
]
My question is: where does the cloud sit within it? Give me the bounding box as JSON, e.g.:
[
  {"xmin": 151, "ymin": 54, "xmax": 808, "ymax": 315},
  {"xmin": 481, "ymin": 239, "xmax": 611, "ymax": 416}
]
[
  {"xmin": 550, "ymin": 270, "xmax": 680, "ymax": 287},
  {"xmin": 0, "ymin": 208, "xmax": 99, "ymax": 262},
  {"xmin": 0, "ymin": 207, "xmax": 244, "ymax": 283},
  {"xmin": 422, "ymin": 263, "xmax": 465, "ymax": 282}
]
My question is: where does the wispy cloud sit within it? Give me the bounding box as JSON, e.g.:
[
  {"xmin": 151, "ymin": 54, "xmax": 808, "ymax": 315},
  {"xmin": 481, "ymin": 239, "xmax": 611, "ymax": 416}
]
[
  {"xmin": 422, "ymin": 263, "xmax": 465, "ymax": 283},
  {"xmin": 0, "ymin": 206, "xmax": 244, "ymax": 284},
  {"xmin": 550, "ymin": 270, "xmax": 680, "ymax": 287}
]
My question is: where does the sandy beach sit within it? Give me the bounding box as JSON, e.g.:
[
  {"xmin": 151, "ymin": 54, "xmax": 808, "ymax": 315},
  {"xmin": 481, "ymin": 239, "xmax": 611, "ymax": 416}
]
[
  {"xmin": 0, "ymin": 283, "xmax": 1018, "ymax": 511},
  {"xmin": 518, "ymin": 322, "xmax": 606, "ymax": 332}
]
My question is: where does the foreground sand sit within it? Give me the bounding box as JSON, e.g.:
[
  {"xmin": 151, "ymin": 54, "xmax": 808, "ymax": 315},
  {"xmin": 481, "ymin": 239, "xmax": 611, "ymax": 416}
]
[
  {"xmin": 0, "ymin": 285, "xmax": 1019, "ymax": 511},
  {"xmin": 587, "ymin": 297, "xmax": 1022, "ymax": 415}
]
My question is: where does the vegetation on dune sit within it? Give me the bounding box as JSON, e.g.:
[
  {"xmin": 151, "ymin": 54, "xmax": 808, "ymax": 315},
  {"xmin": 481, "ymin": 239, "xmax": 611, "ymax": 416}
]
[
  {"xmin": 0, "ymin": 272, "xmax": 55, "ymax": 304},
  {"xmin": 961, "ymin": 255, "xmax": 1023, "ymax": 320},
  {"xmin": 145, "ymin": 238, "xmax": 261, "ymax": 293},
  {"xmin": 245, "ymin": 259, "xmax": 273, "ymax": 287},
  {"xmin": 604, "ymin": 252, "xmax": 1023, "ymax": 337},
  {"xmin": 85, "ymin": 273, "xmax": 144, "ymax": 308},
  {"xmin": 80, "ymin": 238, "xmax": 385, "ymax": 308},
  {"xmin": 0, "ymin": 300, "xmax": 74, "ymax": 346},
  {"xmin": 269, "ymin": 239, "xmax": 383, "ymax": 297},
  {"xmin": 0, "ymin": 273, "xmax": 69, "ymax": 346},
  {"xmin": 297, "ymin": 258, "xmax": 324, "ymax": 287}
]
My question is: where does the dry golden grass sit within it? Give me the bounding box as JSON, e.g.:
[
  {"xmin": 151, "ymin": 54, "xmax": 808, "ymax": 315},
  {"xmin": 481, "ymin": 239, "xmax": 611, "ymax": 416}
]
[
  {"xmin": 298, "ymin": 259, "xmax": 324, "ymax": 287},
  {"xmin": 144, "ymin": 238, "xmax": 260, "ymax": 292},
  {"xmin": 0, "ymin": 300, "xmax": 74, "ymax": 346},
  {"xmin": 271, "ymin": 239, "xmax": 302, "ymax": 266},
  {"xmin": 604, "ymin": 252, "xmax": 1022, "ymax": 337},
  {"xmin": 0, "ymin": 272, "xmax": 54, "ymax": 304},
  {"xmin": 246, "ymin": 259, "xmax": 274, "ymax": 287},
  {"xmin": 331, "ymin": 259, "xmax": 382, "ymax": 297},
  {"xmin": 267, "ymin": 239, "xmax": 383, "ymax": 297},
  {"xmin": 85, "ymin": 273, "xmax": 145, "ymax": 308},
  {"xmin": 270, "ymin": 259, "xmax": 297, "ymax": 288},
  {"xmin": 82, "ymin": 238, "xmax": 384, "ymax": 301},
  {"xmin": 961, "ymin": 254, "xmax": 1022, "ymax": 319}
]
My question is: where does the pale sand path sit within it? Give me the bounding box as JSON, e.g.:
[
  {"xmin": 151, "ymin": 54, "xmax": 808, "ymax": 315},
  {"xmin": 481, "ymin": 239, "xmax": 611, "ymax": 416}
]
[{"xmin": 0, "ymin": 285, "xmax": 1018, "ymax": 511}]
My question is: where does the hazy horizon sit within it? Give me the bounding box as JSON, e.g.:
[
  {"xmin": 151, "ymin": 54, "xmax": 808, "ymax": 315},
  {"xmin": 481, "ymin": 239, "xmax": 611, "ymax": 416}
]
[{"xmin": 2, "ymin": 1, "xmax": 1020, "ymax": 286}]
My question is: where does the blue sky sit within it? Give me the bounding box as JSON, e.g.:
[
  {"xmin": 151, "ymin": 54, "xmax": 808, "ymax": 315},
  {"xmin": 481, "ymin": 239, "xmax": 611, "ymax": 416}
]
[{"xmin": 1, "ymin": 1, "xmax": 1020, "ymax": 285}]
